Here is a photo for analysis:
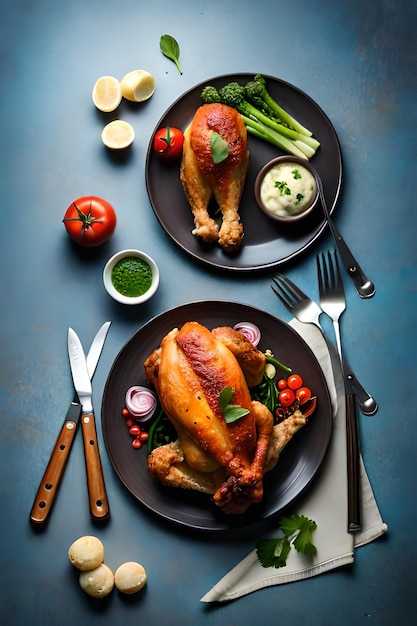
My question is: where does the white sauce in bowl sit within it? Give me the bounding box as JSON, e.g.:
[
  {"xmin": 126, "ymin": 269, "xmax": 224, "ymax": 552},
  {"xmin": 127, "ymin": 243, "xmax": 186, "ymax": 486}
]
[{"xmin": 260, "ymin": 162, "xmax": 317, "ymax": 217}]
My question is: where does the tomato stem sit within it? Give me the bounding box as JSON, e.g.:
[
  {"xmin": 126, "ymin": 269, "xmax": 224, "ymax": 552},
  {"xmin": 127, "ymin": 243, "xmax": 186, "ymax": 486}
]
[{"xmin": 62, "ymin": 201, "xmax": 104, "ymax": 228}]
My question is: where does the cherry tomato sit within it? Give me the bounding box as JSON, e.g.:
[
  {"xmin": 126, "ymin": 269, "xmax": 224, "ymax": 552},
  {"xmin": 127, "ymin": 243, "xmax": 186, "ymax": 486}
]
[
  {"xmin": 129, "ymin": 424, "xmax": 141, "ymax": 437},
  {"xmin": 296, "ymin": 387, "xmax": 312, "ymax": 404},
  {"xmin": 287, "ymin": 374, "xmax": 303, "ymax": 390},
  {"xmin": 138, "ymin": 431, "xmax": 149, "ymax": 442},
  {"xmin": 279, "ymin": 388, "xmax": 296, "ymax": 407},
  {"xmin": 122, "ymin": 408, "xmax": 130, "ymax": 417},
  {"xmin": 153, "ymin": 126, "xmax": 184, "ymax": 160},
  {"xmin": 132, "ymin": 438, "xmax": 142, "ymax": 449},
  {"xmin": 277, "ymin": 378, "xmax": 288, "ymax": 390},
  {"xmin": 63, "ymin": 196, "xmax": 116, "ymax": 246}
]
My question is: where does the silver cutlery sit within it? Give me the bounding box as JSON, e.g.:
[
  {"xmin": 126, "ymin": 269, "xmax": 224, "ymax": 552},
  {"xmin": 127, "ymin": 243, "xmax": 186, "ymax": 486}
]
[
  {"xmin": 317, "ymin": 250, "xmax": 361, "ymax": 532},
  {"xmin": 30, "ymin": 322, "xmax": 111, "ymax": 524},
  {"xmin": 311, "ymin": 166, "xmax": 375, "ymax": 299},
  {"xmin": 68, "ymin": 327, "xmax": 110, "ymax": 521},
  {"xmin": 270, "ymin": 274, "xmax": 377, "ymax": 416}
]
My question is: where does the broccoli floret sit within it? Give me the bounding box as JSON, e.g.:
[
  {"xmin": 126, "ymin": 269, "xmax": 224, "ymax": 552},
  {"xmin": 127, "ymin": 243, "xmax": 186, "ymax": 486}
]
[
  {"xmin": 244, "ymin": 79, "xmax": 276, "ymax": 117},
  {"xmin": 246, "ymin": 74, "xmax": 313, "ymax": 137},
  {"xmin": 200, "ymin": 85, "xmax": 220, "ymax": 104}
]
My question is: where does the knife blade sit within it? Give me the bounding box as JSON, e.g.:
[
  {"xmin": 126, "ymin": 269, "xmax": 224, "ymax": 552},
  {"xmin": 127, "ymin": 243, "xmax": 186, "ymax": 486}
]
[
  {"xmin": 68, "ymin": 326, "xmax": 110, "ymax": 521},
  {"xmin": 30, "ymin": 322, "xmax": 111, "ymax": 525}
]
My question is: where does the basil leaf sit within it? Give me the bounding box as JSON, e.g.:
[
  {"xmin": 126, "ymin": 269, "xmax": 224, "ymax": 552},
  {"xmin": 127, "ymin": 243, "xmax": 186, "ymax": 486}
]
[
  {"xmin": 219, "ymin": 386, "xmax": 250, "ymax": 424},
  {"xmin": 160, "ymin": 34, "xmax": 183, "ymax": 74},
  {"xmin": 210, "ymin": 132, "xmax": 229, "ymax": 164}
]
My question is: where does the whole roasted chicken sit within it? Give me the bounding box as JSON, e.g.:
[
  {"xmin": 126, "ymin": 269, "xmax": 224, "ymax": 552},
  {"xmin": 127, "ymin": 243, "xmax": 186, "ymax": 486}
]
[
  {"xmin": 180, "ymin": 104, "xmax": 249, "ymax": 253},
  {"xmin": 144, "ymin": 322, "xmax": 310, "ymax": 515}
]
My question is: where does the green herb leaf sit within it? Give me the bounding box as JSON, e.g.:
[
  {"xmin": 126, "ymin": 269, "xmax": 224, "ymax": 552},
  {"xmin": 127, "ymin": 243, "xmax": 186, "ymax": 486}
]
[
  {"xmin": 275, "ymin": 180, "xmax": 291, "ymax": 196},
  {"xmin": 256, "ymin": 537, "xmax": 291, "ymax": 568},
  {"xmin": 292, "ymin": 169, "xmax": 302, "ymax": 180},
  {"xmin": 210, "ymin": 132, "xmax": 229, "ymax": 164},
  {"xmin": 219, "ymin": 386, "xmax": 250, "ymax": 424},
  {"xmin": 160, "ymin": 34, "xmax": 183, "ymax": 74},
  {"xmin": 280, "ymin": 514, "xmax": 317, "ymax": 556},
  {"xmin": 256, "ymin": 514, "xmax": 317, "ymax": 568}
]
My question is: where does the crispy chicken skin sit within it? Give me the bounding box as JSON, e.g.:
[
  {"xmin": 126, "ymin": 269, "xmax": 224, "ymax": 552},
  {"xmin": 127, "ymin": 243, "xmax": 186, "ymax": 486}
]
[
  {"xmin": 180, "ymin": 104, "xmax": 249, "ymax": 253},
  {"xmin": 144, "ymin": 322, "xmax": 273, "ymax": 514}
]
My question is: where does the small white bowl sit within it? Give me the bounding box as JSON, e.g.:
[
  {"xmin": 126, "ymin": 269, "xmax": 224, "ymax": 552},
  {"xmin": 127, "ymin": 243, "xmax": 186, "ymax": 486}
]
[{"xmin": 103, "ymin": 249, "xmax": 159, "ymax": 305}]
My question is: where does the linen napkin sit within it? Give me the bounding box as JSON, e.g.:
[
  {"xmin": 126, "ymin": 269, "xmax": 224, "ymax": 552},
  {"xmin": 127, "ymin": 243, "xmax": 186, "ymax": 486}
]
[{"xmin": 201, "ymin": 320, "xmax": 387, "ymax": 603}]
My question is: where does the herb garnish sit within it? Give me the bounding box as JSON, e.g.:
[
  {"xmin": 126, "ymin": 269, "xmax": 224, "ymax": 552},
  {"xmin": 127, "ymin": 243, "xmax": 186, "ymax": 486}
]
[
  {"xmin": 275, "ymin": 180, "xmax": 291, "ymax": 196},
  {"xmin": 210, "ymin": 132, "xmax": 229, "ymax": 164},
  {"xmin": 219, "ymin": 386, "xmax": 250, "ymax": 424},
  {"xmin": 160, "ymin": 34, "xmax": 183, "ymax": 74},
  {"xmin": 256, "ymin": 514, "xmax": 317, "ymax": 568}
]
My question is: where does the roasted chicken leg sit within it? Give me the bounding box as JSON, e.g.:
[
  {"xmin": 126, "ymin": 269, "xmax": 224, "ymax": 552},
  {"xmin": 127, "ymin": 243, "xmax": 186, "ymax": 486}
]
[{"xmin": 180, "ymin": 104, "xmax": 249, "ymax": 253}]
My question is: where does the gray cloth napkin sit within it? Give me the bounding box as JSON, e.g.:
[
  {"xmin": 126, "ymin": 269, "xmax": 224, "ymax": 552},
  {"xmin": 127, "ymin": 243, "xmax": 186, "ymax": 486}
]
[{"xmin": 201, "ymin": 320, "xmax": 387, "ymax": 603}]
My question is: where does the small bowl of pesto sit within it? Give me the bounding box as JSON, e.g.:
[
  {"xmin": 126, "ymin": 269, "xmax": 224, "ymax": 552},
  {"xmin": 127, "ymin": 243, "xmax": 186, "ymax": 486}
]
[
  {"xmin": 254, "ymin": 156, "xmax": 319, "ymax": 223},
  {"xmin": 103, "ymin": 249, "xmax": 159, "ymax": 305}
]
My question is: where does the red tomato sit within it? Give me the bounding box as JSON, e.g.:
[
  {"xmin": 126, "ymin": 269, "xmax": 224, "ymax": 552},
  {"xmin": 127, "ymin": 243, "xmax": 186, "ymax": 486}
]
[
  {"xmin": 63, "ymin": 196, "xmax": 116, "ymax": 246},
  {"xmin": 277, "ymin": 378, "xmax": 288, "ymax": 390},
  {"xmin": 296, "ymin": 387, "xmax": 312, "ymax": 404},
  {"xmin": 153, "ymin": 126, "xmax": 184, "ymax": 160},
  {"xmin": 279, "ymin": 388, "xmax": 296, "ymax": 407},
  {"xmin": 287, "ymin": 374, "xmax": 303, "ymax": 390}
]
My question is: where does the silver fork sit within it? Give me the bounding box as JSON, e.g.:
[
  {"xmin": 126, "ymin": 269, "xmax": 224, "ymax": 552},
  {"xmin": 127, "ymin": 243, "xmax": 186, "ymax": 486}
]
[
  {"xmin": 270, "ymin": 273, "xmax": 377, "ymax": 416},
  {"xmin": 317, "ymin": 249, "xmax": 361, "ymax": 532}
]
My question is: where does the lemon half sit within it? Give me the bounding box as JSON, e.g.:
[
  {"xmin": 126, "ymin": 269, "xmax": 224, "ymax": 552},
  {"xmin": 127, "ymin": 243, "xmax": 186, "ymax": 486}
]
[
  {"xmin": 120, "ymin": 70, "xmax": 156, "ymax": 102},
  {"xmin": 101, "ymin": 120, "xmax": 135, "ymax": 150},
  {"xmin": 92, "ymin": 76, "xmax": 122, "ymax": 112}
]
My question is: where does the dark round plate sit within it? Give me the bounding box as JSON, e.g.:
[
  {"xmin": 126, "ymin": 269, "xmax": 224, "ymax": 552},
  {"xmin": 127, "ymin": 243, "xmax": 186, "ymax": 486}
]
[
  {"xmin": 101, "ymin": 301, "xmax": 332, "ymax": 533},
  {"xmin": 145, "ymin": 73, "xmax": 342, "ymax": 272}
]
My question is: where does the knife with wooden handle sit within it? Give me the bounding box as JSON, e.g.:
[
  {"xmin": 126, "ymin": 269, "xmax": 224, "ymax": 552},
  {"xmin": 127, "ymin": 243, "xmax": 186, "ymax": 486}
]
[
  {"xmin": 67, "ymin": 326, "xmax": 110, "ymax": 521},
  {"xmin": 29, "ymin": 322, "xmax": 111, "ymax": 525}
]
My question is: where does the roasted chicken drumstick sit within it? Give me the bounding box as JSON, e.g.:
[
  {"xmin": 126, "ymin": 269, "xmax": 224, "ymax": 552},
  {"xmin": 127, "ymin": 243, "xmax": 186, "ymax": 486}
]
[{"xmin": 180, "ymin": 104, "xmax": 249, "ymax": 253}]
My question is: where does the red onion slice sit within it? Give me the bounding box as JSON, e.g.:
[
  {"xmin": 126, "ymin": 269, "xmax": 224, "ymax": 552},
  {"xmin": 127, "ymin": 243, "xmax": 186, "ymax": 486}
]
[
  {"xmin": 233, "ymin": 321, "xmax": 261, "ymax": 346},
  {"xmin": 125, "ymin": 386, "xmax": 157, "ymax": 422}
]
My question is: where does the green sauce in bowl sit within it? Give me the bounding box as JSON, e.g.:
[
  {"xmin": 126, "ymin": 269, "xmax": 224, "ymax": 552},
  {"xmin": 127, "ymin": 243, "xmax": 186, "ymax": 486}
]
[{"xmin": 111, "ymin": 257, "xmax": 153, "ymax": 297}]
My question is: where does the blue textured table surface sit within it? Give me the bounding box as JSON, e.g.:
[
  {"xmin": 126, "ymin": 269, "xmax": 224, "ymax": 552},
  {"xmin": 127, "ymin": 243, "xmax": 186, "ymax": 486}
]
[{"xmin": 1, "ymin": 1, "xmax": 416, "ymax": 624}]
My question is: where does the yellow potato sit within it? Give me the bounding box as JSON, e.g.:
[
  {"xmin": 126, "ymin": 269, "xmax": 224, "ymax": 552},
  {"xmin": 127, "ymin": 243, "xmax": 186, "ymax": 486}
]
[
  {"xmin": 79, "ymin": 563, "xmax": 114, "ymax": 598},
  {"xmin": 92, "ymin": 76, "xmax": 122, "ymax": 112},
  {"xmin": 101, "ymin": 120, "xmax": 135, "ymax": 150},
  {"xmin": 68, "ymin": 536, "xmax": 104, "ymax": 571},
  {"xmin": 114, "ymin": 561, "xmax": 147, "ymax": 594},
  {"xmin": 120, "ymin": 70, "xmax": 156, "ymax": 102}
]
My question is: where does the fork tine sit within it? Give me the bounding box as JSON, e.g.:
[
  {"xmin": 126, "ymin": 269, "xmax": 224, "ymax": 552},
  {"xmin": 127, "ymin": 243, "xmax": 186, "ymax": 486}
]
[
  {"xmin": 316, "ymin": 253, "xmax": 324, "ymax": 295},
  {"xmin": 271, "ymin": 273, "xmax": 306, "ymax": 305},
  {"xmin": 270, "ymin": 277, "xmax": 294, "ymax": 311}
]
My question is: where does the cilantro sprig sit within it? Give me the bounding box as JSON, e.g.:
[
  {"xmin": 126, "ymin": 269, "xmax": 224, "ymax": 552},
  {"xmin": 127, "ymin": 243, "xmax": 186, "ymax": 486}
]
[
  {"xmin": 256, "ymin": 514, "xmax": 317, "ymax": 568},
  {"xmin": 219, "ymin": 386, "xmax": 250, "ymax": 424}
]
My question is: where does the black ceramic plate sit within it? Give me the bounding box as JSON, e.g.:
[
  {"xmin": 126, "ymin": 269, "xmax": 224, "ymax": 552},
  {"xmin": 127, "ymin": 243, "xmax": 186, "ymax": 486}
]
[
  {"xmin": 101, "ymin": 301, "xmax": 332, "ymax": 533},
  {"xmin": 145, "ymin": 73, "xmax": 342, "ymax": 272}
]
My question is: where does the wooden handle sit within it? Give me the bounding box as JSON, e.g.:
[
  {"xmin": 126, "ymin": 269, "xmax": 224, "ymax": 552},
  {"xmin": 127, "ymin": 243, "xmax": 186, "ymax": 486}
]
[
  {"xmin": 81, "ymin": 412, "xmax": 110, "ymax": 521},
  {"xmin": 30, "ymin": 420, "xmax": 78, "ymax": 524},
  {"xmin": 346, "ymin": 393, "xmax": 361, "ymax": 532}
]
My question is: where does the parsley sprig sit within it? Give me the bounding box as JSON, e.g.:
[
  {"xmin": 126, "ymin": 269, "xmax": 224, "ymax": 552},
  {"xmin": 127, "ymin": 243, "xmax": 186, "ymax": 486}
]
[{"xmin": 256, "ymin": 514, "xmax": 317, "ymax": 568}]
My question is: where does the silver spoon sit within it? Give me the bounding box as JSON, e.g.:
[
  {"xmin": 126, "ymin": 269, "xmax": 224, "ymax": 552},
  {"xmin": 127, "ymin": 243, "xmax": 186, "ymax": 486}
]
[{"xmin": 311, "ymin": 167, "xmax": 376, "ymax": 299}]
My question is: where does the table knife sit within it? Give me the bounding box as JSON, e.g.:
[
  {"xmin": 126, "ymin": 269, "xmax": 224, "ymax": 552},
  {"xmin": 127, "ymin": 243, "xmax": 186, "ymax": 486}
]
[
  {"xmin": 67, "ymin": 326, "xmax": 110, "ymax": 521},
  {"xmin": 29, "ymin": 322, "xmax": 111, "ymax": 525}
]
